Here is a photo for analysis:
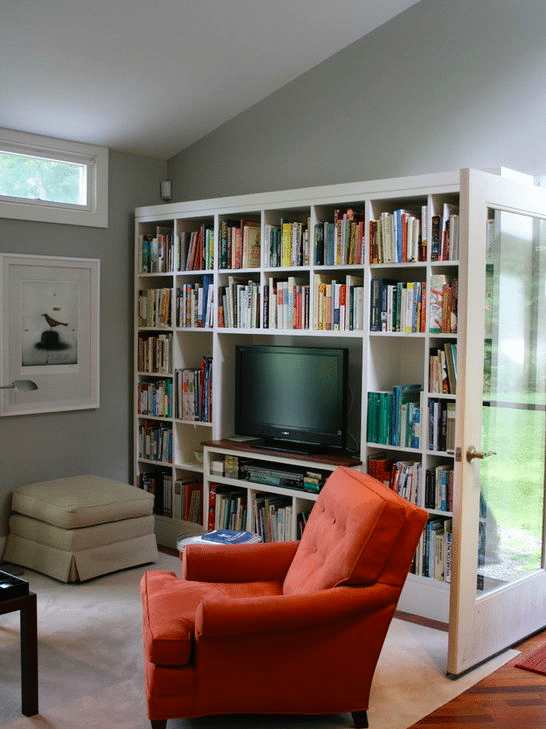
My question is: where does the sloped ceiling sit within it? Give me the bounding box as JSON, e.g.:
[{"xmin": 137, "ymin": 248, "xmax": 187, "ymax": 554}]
[{"xmin": 0, "ymin": 0, "xmax": 420, "ymax": 159}]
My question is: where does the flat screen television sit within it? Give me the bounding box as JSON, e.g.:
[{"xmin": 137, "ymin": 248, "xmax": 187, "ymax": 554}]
[{"xmin": 234, "ymin": 344, "xmax": 348, "ymax": 455}]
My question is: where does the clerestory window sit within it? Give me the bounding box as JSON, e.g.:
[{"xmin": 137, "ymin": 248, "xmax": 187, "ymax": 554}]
[{"xmin": 0, "ymin": 128, "xmax": 108, "ymax": 227}]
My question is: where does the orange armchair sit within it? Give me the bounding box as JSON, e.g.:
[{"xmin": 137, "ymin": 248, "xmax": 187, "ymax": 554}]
[{"xmin": 140, "ymin": 467, "xmax": 427, "ymax": 729}]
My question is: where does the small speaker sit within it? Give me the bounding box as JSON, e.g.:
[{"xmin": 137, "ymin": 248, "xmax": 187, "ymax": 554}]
[{"xmin": 160, "ymin": 181, "xmax": 172, "ymax": 202}]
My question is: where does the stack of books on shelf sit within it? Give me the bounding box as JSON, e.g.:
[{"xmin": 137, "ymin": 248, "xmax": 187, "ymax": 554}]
[
  {"xmin": 137, "ymin": 288, "xmax": 171, "ymax": 328},
  {"xmin": 263, "ymin": 277, "xmax": 310, "ymax": 330},
  {"xmin": 425, "ymin": 464, "xmax": 454, "ymax": 512},
  {"xmin": 369, "ymin": 207, "xmax": 424, "ymax": 263},
  {"xmin": 428, "ymin": 399, "xmax": 456, "ymax": 453},
  {"xmin": 238, "ymin": 461, "xmax": 327, "ymax": 493},
  {"xmin": 429, "ymin": 274, "xmax": 458, "ymax": 333},
  {"xmin": 173, "ymin": 479, "xmax": 203, "ymax": 523},
  {"xmin": 139, "ymin": 227, "xmax": 175, "ymax": 272},
  {"xmin": 253, "ymin": 494, "xmax": 292, "ymax": 542},
  {"xmin": 369, "ymin": 278, "xmax": 426, "ymax": 332},
  {"xmin": 429, "ymin": 343, "xmax": 458, "ymax": 394},
  {"xmin": 137, "ymin": 470, "xmax": 173, "ymax": 517},
  {"xmin": 219, "ymin": 219, "xmax": 260, "ymax": 269},
  {"xmin": 137, "ymin": 378, "xmax": 172, "ymax": 418},
  {"xmin": 313, "ymin": 208, "xmax": 365, "ymax": 265},
  {"xmin": 176, "ymin": 274, "xmax": 214, "ymax": 328},
  {"xmin": 413, "ymin": 516, "xmax": 452, "ymax": 582},
  {"xmin": 314, "ymin": 274, "xmax": 364, "ymax": 331},
  {"xmin": 431, "ymin": 203, "xmax": 459, "ymax": 261},
  {"xmin": 137, "ymin": 333, "xmax": 171, "ymax": 374},
  {"xmin": 218, "ymin": 276, "xmax": 260, "ymax": 328},
  {"xmin": 178, "ymin": 225, "xmax": 214, "ymax": 271},
  {"xmin": 174, "ymin": 356, "xmax": 213, "ymax": 423},
  {"xmin": 367, "ymin": 385, "xmax": 423, "ymax": 449},
  {"xmin": 138, "ymin": 420, "xmax": 172, "ymax": 463}
]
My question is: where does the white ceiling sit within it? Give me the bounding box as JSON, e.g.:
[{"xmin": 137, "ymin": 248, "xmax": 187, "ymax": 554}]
[{"xmin": 1, "ymin": 0, "xmax": 420, "ymax": 160}]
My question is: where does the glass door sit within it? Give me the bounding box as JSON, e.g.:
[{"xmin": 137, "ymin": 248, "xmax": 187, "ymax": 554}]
[{"xmin": 448, "ymin": 169, "xmax": 546, "ymax": 675}]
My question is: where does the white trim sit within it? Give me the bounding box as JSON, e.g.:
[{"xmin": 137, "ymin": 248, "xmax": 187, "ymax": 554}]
[{"xmin": 0, "ymin": 128, "xmax": 108, "ymax": 228}]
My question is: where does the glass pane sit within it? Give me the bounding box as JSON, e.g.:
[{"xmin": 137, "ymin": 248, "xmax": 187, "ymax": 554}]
[
  {"xmin": 0, "ymin": 150, "xmax": 87, "ymax": 206},
  {"xmin": 478, "ymin": 209, "xmax": 546, "ymax": 593}
]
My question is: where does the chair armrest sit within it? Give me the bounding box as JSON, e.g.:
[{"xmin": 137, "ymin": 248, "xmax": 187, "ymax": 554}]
[
  {"xmin": 195, "ymin": 583, "xmax": 399, "ymax": 638},
  {"xmin": 182, "ymin": 540, "xmax": 299, "ymax": 583}
]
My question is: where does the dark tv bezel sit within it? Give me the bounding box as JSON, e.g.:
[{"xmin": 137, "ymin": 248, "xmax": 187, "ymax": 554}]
[{"xmin": 234, "ymin": 344, "xmax": 348, "ymax": 453}]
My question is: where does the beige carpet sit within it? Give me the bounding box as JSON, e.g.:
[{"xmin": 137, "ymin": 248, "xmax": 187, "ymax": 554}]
[{"xmin": 0, "ymin": 552, "xmax": 517, "ymax": 729}]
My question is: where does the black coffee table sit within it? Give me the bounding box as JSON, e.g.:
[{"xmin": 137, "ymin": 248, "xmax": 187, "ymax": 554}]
[{"xmin": 0, "ymin": 592, "xmax": 38, "ymax": 716}]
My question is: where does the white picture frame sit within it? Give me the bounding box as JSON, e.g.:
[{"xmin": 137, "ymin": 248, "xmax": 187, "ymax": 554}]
[{"xmin": 0, "ymin": 253, "xmax": 100, "ymax": 416}]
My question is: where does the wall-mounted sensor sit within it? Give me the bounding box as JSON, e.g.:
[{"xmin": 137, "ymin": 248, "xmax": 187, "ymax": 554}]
[{"xmin": 160, "ymin": 181, "xmax": 172, "ymax": 202}]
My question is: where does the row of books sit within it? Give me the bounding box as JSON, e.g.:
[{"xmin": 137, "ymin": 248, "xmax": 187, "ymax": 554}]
[
  {"xmin": 369, "ymin": 278, "xmax": 426, "ymax": 333},
  {"xmin": 138, "ymin": 420, "xmax": 172, "ymax": 463},
  {"xmin": 139, "ymin": 228, "xmax": 175, "ymax": 273},
  {"xmin": 173, "ymin": 479, "xmax": 203, "ymax": 523},
  {"xmin": 425, "ymin": 464, "xmax": 454, "ymax": 512},
  {"xmin": 137, "ymin": 470, "xmax": 173, "ymax": 517},
  {"xmin": 429, "ymin": 343, "xmax": 458, "ymax": 394},
  {"xmin": 136, "ymin": 204, "xmax": 458, "ymax": 274},
  {"xmin": 175, "ymin": 275, "xmax": 214, "ymax": 328},
  {"xmin": 218, "ymin": 278, "xmax": 260, "ymax": 328},
  {"xmin": 429, "ymin": 399, "xmax": 456, "ymax": 453},
  {"xmin": 137, "ymin": 287, "xmax": 171, "ymax": 328},
  {"xmin": 174, "ymin": 357, "xmax": 212, "ymax": 423},
  {"xmin": 206, "ymin": 484, "xmax": 312, "ymax": 542},
  {"xmin": 367, "ymin": 454, "xmax": 453, "ymax": 513},
  {"xmin": 367, "ymin": 385, "xmax": 423, "ymax": 449},
  {"xmin": 313, "ymin": 209, "xmax": 365, "ymax": 266},
  {"xmin": 137, "ymin": 333, "xmax": 172, "ymax": 374},
  {"xmin": 253, "ymin": 494, "xmax": 293, "ymax": 543},
  {"xmin": 180, "ymin": 225, "xmax": 214, "ymax": 271},
  {"xmin": 270, "ymin": 220, "xmax": 311, "ymax": 268},
  {"xmin": 412, "ymin": 517, "xmax": 452, "ymax": 581},
  {"xmin": 207, "ymin": 485, "xmax": 248, "ymax": 531},
  {"xmin": 431, "ymin": 204, "xmax": 459, "ymax": 261},
  {"xmin": 369, "ymin": 207, "xmax": 424, "ymax": 264},
  {"xmin": 137, "ymin": 378, "xmax": 172, "ymax": 418},
  {"xmin": 429, "ymin": 274, "xmax": 458, "ymax": 333},
  {"xmin": 219, "ymin": 219, "xmax": 260, "ymax": 269},
  {"xmin": 263, "ymin": 277, "xmax": 310, "ymax": 330},
  {"xmin": 314, "ymin": 274, "xmax": 364, "ymax": 331}
]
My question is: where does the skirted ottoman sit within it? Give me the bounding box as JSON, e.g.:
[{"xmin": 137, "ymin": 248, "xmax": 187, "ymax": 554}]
[{"xmin": 3, "ymin": 475, "xmax": 158, "ymax": 582}]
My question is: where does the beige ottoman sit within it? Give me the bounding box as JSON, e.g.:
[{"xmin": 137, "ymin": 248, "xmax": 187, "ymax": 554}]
[{"xmin": 3, "ymin": 475, "xmax": 158, "ymax": 582}]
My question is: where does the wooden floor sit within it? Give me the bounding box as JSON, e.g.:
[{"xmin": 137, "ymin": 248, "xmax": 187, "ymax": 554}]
[{"xmin": 408, "ymin": 629, "xmax": 546, "ymax": 728}]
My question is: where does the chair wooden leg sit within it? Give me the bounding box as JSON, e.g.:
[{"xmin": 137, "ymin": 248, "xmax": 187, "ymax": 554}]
[
  {"xmin": 351, "ymin": 710, "xmax": 368, "ymax": 728},
  {"xmin": 150, "ymin": 720, "xmax": 167, "ymax": 729}
]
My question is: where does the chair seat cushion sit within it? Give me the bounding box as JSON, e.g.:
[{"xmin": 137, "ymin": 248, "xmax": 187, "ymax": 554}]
[
  {"xmin": 141, "ymin": 570, "xmax": 282, "ymax": 666},
  {"xmin": 11, "ymin": 475, "xmax": 154, "ymax": 528}
]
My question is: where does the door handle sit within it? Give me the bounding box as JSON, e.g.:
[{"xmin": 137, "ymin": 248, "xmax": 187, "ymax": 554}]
[{"xmin": 466, "ymin": 446, "xmax": 497, "ymax": 463}]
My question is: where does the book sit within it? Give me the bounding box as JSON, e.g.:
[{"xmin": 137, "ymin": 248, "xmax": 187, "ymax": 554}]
[{"xmin": 200, "ymin": 529, "xmax": 262, "ymax": 544}]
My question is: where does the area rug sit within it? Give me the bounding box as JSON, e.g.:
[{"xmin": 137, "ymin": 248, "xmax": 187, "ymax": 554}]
[
  {"xmin": 0, "ymin": 552, "xmax": 517, "ymax": 729},
  {"xmin": 515, "ymin": 642, "xmax": 546, "ymax": 675}
]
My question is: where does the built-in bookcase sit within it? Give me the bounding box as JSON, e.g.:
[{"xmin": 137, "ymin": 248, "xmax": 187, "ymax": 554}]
[{"xmin": 134, "ymin": 171, "xmax": 466, "ymax": 621}]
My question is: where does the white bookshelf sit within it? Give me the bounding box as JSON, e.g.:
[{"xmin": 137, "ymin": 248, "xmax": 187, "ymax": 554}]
[{"xmin": 134, "ymin": 170, "xmax": 463, "ymax": 621}]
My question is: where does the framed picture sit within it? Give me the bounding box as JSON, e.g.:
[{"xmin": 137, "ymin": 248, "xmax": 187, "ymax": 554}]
[{"xmin": 0, "ymin": 253, "xmax": 100, "ymax": 416}]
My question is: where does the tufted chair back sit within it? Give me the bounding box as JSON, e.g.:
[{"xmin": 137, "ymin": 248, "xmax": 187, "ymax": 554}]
[{"xmin": 283, "ymin": 467, "xmax": 411, "ymax": 595}]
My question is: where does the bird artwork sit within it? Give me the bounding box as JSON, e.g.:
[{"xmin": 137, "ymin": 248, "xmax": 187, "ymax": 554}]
[{"xmin": 42, "ymin": 313, "xmax": 68, "ymax": 327}]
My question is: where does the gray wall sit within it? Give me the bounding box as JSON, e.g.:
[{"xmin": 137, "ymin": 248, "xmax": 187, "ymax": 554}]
[
  {"xmin": 168, "ymin": 0, "xmax": 546, "ymax": 200},
  {"xmin": 0, "ymin": 150, "xmax": 166, "ymax": 535}
]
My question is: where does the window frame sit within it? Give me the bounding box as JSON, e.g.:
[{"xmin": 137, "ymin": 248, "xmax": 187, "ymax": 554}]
[{"xmin": 0, "ymin": 128, "xmax": 108, "ymax": 228}]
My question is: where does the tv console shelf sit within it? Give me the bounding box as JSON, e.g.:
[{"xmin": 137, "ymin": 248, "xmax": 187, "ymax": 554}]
[{"xmin": 202, "ymin": 441, "xmax": 361, "ymax": 541}]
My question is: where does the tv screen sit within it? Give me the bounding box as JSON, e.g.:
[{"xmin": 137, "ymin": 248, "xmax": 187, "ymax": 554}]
[{"xmin": 234, "ymin": 344, "xmax": 348, "ymax": 454}]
